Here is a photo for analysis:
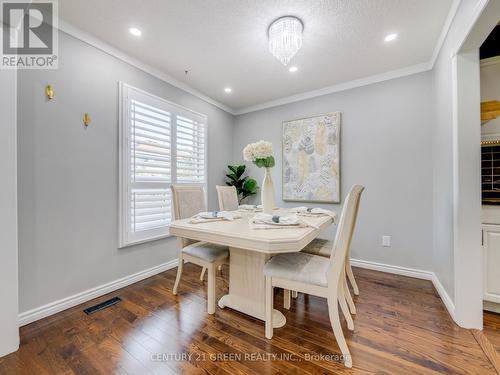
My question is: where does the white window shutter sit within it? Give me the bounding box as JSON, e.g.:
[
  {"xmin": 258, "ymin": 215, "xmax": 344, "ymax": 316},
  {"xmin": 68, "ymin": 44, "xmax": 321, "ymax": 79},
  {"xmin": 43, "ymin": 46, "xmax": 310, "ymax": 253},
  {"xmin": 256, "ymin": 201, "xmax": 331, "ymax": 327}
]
[
  {"xmin": 176, "ymin": 115, "xmax": 206, "ymax": 184},
  {"xmin": 119, "ymin": 83, "xmax": 207, "ymax": 247}
]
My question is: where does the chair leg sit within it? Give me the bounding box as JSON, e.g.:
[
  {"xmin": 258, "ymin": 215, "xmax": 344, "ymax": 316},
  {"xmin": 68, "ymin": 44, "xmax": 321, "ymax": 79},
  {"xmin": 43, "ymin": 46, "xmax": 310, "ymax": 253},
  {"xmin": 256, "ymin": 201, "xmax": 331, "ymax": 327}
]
[
  {"xmin": 200, "ymin": 266, "xmax": 207, "ymax": 281},
  {"xmin": 338, "ymin": 281, "xmax": 354, "ymax": 331},
  {"xmin": 291, "ymin": 291, "xmax": 298, "ymax": 298},
  {"xmin": 284, "ymin": 289, "xmax": 291, "ymax": 310},
  {"xmin": 207, "ymin": 264, "xmax": 216, "ymax": 314},
  {"xmin": 346, "ymin": 261, "xmax": 359, "ymax": 296},
  {"xmin": 265, "ymin": 276, "xmax": 273, "ymax": 339},
  {"xmin": 344, "ymin": 277, "xmax": 356, "ymax": 315},
  {"xmin": 327, "ymin": 296, "xmax": 352, "ymax": 368},
  {"xmin": 173, "ymin": 253, "xmax": 184, "ymax": 295}
]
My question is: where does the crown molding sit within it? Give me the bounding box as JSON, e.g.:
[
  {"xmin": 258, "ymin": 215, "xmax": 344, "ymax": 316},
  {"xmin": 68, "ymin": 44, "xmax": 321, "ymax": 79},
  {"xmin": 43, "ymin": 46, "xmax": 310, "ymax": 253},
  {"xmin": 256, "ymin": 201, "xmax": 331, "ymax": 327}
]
[
  {"xmin": 56, "ymin": 0, "xmax": 460, "ymax": 117},
  {"xmin": 57, "ymin": 20, "xmax": 236, "ymax": 115},
  {"xmin": 234, "ymin": 0, "xmax": 461, "ymax": 115},
  {"xmin": 430, "ymin": 0, "xmax": 461, "ymax": 67},
  {"xmin": 233, "ymin": 62, "xmax": 431, "ymax": 115}
]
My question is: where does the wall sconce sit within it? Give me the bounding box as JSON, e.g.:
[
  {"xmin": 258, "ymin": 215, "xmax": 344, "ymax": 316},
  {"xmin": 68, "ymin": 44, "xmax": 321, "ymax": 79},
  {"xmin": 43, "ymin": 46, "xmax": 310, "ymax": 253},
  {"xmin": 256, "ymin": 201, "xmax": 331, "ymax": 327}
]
[
  {"xmin": 45, "ymin": 85, "xmax": 54, "ymax": 99},
  {"xmin": 83, "ymin": 113, "xmax": 91, "ymax": 127}
]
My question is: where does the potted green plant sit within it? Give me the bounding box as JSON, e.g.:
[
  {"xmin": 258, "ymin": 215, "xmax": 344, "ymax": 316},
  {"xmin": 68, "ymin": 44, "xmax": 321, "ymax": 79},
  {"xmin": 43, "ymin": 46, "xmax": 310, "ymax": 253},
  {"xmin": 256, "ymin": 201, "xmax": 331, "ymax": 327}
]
[{"xmin": 225, "ymin": 164, "xmax": 258, "ymax": 204}]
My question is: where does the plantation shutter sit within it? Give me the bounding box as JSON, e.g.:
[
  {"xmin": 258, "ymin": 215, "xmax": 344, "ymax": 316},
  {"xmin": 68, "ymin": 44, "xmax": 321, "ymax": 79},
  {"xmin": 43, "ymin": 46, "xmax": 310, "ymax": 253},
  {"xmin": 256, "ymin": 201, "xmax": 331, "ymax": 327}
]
[
  {"xmin": 120, "ymin": 84, "xmax": 207, "ymax": 247},
  {"xmin": 130, "ymin": 99, "xmax": 172, "ymax": 234},
  {"xmin": 176, "ymin": 114, "xmax": 206, "ymax": 184}
]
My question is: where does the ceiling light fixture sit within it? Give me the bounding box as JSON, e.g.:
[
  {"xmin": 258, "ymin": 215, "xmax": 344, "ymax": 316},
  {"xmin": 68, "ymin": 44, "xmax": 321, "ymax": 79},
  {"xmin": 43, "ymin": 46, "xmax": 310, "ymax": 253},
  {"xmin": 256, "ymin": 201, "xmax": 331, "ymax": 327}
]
[
  {"xmin": 224, "ymin": 87, "xmax": 232, "ymax": 93},
  {"xmin": 268, "ymin": 16, "xmax": 303, "ymax": 66},
  {"xmin": 288, "ymin": 66, "xmax": 298, "ymax": 72},
  {"xmin": 384, "ymin": 33, "xmax": 398, "ymax": 42},
  {"xmin": 129, "ymin": 27, "xmax": 142, "ymax": 37}
]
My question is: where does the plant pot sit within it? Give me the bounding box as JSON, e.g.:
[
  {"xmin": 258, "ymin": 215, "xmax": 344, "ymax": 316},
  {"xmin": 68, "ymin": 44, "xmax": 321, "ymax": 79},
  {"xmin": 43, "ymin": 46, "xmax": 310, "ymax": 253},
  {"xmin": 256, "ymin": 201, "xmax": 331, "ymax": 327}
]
[{"xmin": 261, "ymin": 167, "xmax": 275, "ymax": 214}]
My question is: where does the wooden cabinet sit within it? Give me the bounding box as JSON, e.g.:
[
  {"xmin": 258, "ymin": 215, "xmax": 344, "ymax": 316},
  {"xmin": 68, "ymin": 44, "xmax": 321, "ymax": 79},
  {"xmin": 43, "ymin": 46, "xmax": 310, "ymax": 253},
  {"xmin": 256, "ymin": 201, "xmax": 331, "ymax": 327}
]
[{"xmin": 483, "ymin": 224, "xmax": 500, "ymax": 303}]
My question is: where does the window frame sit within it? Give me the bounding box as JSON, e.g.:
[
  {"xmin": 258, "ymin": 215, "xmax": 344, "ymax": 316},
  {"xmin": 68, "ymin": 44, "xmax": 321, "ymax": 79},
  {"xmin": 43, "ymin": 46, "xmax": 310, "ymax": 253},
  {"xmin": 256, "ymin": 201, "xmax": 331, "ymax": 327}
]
[{"xmin": 119, "ymin": 82, "xmax": 208, "ymax": 248}]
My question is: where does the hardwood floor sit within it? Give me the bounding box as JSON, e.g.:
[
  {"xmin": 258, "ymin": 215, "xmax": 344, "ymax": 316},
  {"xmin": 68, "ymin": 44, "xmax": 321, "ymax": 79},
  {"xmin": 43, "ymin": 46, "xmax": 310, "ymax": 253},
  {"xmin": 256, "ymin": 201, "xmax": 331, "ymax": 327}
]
[
  {"xmin": 0, "ymin": 264, "xmax": 496, "ymax": 374},
  {"xmin": 485, "ymin": 311, "xmax": 500, "ymax": 353}
]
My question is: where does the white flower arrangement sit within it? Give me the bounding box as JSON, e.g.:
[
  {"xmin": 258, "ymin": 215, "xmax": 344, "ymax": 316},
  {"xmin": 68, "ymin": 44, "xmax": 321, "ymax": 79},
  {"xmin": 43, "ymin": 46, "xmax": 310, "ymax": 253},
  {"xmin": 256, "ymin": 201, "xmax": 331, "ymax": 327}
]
[{"xmin": 243, "ymin": 140, "xmax": 275, "ymax": 168}]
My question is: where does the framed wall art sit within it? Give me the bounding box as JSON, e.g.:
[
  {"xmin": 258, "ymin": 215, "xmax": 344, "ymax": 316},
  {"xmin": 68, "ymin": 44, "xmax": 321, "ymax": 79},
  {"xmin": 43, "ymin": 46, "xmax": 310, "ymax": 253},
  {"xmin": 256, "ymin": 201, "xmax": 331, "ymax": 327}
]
[{"xmin": 282, "ymin": 112, "xmax": 341, "ymax": 203}]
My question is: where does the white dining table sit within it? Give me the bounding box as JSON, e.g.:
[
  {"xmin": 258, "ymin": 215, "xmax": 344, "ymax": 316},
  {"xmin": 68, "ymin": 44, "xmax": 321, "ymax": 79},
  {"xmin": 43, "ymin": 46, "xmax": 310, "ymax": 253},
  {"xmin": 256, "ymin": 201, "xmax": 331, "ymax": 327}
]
[{"xmin": 169, "ymin": 209, "xmax": 335, "ymax": 327}]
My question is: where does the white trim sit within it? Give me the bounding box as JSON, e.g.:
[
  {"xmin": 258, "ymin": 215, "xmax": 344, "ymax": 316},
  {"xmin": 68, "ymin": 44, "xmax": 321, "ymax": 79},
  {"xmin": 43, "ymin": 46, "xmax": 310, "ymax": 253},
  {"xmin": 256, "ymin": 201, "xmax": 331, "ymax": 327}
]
[
  {"xmin": 17, "ymin": 257, "xmax": 458, "ymax": 327},
  {"xmin": 18, "ymin": 259, "xmax": 178, "ymax": 326},
  {"xmin": 234, "ymin": 0, "xmax": 461, "ymax": 115},
  {"xmin": 350, "ymin": 258, "xmax": 433, "ymax": 280},
  {"xmin": 351, "ymin": 258, "xmax": 456, "ymax": 321},
  {"xmin": 57, "ymin": 20, "xmax": 235, "ymax": 115},
  {"xmin": 431, "ymin": 273, "xmax": 456, "ymax": 321},
  {"xmin": 453, "ymin": 0, "xmax": 491, "ymax": 55},
  {"xmin": 235, "ymin": 62, "xmax": 431, "ymax": 115},
  {"xmin": 430, "ymin": 0, "xmax": 461, "ymax": 67},
  {"xmin": 56, "ymin": 0, "xmax": 461, "ymax": 117},
  {"xmin": 480, "ymin": 55, "xmax": 500, "ymax": 67}
]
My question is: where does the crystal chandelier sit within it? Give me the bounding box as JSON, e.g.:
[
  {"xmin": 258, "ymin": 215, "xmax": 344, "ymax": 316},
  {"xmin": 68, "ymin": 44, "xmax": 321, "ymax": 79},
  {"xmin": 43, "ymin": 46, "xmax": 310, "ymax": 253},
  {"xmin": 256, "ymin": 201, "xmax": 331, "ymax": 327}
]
[{"xmin": 268, "ymin": 16, "xmax": 303, "ymax": 66}]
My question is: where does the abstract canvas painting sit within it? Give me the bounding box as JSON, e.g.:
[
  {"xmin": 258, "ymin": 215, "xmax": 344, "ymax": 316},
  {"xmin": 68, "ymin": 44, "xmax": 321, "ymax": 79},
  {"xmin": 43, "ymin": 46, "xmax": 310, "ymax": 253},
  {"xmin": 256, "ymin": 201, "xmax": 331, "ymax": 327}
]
[{"xmin": 282, "ymin": 112, "xmax": 340, "ymax": 203}]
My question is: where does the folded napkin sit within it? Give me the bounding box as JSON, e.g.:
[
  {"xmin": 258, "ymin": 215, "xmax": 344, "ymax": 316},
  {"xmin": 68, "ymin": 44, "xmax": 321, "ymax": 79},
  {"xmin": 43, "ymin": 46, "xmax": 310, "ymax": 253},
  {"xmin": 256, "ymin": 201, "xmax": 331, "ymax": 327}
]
[
  {"xmin": 250, "ymin": 213, "xmax": 316, "ymax": 229},
  {"xmin": 189, "ymin": 211, "xmax": 242, "ymax": 224},
  {"xmin": 290, "ymin": 207, "xmax": 337, "ymax": 221},
  {"xmin": 238, "ymin": 204, "xmax": 263, "ymax": 212}
]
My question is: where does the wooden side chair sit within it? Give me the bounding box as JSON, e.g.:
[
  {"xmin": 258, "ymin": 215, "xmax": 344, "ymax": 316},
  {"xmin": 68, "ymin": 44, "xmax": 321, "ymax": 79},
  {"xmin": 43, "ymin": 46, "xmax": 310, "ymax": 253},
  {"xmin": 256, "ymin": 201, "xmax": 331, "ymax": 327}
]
[
  {"xmin": 263, "ymin": 185, "xmax": 364, "ymax": 368},
  {"xmin": 216, "ymin": 185, "xmax": 239, "ymax": 211},
  {"xmin": 171, "ymin": 185, "xmax": 229, "ymax": 314},
  {"xmin": 300, "ymin": 187, "xmax": 363, "ymax": 315}
]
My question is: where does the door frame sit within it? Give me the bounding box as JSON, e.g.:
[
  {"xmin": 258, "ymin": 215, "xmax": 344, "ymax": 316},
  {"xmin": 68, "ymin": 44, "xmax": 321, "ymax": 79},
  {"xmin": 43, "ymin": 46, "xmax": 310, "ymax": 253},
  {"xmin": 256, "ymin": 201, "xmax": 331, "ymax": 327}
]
[{"xmin": 451, "ymin": 0, "xmax": 500, "ymax": 329}]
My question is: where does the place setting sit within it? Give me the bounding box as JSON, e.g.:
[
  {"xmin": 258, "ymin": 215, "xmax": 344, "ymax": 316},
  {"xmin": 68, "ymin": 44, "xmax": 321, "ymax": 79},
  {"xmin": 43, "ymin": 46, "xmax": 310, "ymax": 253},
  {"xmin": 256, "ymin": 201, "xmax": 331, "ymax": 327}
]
[
  {"xmin": 288, "ymin": 206, "xmax": 337, "ymax": 221},
  {"xmin": 249, "ymin": 212, "xmax": 316, "ymax": 229},
  {"xmin": 188, "ymin": 211, "xmax": 242, "ymax": 224}
]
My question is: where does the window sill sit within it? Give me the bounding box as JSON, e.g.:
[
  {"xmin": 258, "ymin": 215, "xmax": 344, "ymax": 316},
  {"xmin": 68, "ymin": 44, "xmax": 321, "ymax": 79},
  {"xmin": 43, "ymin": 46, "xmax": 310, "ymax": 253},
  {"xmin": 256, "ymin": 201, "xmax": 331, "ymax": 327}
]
[{"xmin": 119, "ymin": 231, "xmax": 173, "ymax": 249}]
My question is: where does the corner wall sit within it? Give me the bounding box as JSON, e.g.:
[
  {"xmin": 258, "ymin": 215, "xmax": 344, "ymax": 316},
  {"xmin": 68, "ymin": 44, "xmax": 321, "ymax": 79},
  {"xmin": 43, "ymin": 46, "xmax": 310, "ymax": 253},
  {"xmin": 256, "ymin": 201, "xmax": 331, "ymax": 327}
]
[{"xmin": 232, "ymin": 72, "xmax": 434, "ymax": 272}]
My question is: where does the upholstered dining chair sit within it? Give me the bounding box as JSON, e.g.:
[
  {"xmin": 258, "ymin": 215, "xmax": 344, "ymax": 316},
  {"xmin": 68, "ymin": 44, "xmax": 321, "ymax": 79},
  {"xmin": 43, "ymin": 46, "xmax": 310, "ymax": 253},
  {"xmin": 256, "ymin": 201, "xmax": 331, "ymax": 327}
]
[
  {"xmin": 299, "ymin": 187, "xmax": 364, "ymax": 315},
  {"xmin": 216, "ymin": 185, "xmax": 239, "ymax": 211},
  {"xmin": 263, "ymin": 185, "xmax": 364, "ymax": 368},
  {"xmin": 171, "ymin": 185, "xmax": 229, "ymax": 314}
]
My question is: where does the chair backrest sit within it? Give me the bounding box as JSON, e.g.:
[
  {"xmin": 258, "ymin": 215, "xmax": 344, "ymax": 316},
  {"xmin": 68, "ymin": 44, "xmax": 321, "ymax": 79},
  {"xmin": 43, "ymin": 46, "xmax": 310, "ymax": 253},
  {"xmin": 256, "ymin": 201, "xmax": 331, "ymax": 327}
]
[
  {"xmin": 216, "ymin": 185, "xmax": 239, "ymax": 211},
  {"xmin": 171, "ymin": 185, "xmax": 207, "ymax": 220},
  {"xmin": 327, "ymin": 185, "xmax": 365, "ymax": 287},
  {"xmin": 171, "ymin": 185, "xmax": 207, "ymax": 247}
]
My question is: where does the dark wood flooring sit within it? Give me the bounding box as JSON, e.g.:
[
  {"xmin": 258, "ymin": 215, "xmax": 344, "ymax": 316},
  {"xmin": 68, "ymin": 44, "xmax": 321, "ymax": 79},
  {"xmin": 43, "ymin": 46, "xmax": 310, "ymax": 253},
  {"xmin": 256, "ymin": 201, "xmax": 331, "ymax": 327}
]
[{"xmin": 0, "ymin": 264, "xmax": 496, "ymax": 374}]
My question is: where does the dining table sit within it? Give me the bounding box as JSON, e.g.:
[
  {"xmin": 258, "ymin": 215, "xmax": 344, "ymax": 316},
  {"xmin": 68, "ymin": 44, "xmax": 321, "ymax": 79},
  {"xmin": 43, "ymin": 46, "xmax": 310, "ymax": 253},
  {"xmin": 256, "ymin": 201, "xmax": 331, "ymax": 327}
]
[{"xmin": 169, "ymin": 209, "xmax": 335, "ymax": 327}]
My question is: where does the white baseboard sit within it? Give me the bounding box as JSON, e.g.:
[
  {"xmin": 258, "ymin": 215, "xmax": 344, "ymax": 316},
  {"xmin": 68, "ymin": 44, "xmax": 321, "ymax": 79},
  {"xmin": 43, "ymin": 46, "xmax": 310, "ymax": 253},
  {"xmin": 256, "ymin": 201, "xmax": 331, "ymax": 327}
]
[
  {"xmin": 431, "ymin": 273, "xmax": 456, "ymax": 321},
  {"xmin": 18, "ymin": 256, "xmax": 458, "ymax": 328},
  {"xmin": 351, "ymin": 258, "xmax": 456, "ymax": 321},
  {"xmin": 350, "ymin": 258, "xmax": 434, "ymax": 280},
  {"xmin": 18, "ymin": 259, "xmax": 178, "ymax": 326}
]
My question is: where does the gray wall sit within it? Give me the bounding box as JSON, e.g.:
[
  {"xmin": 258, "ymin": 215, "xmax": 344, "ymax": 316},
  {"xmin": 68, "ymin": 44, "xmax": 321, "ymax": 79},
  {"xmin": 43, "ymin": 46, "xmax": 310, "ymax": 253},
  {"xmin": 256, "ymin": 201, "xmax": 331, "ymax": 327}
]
[
  {"xmin": 17, "ymin": 31, "xmax": 234, "ymax": 312},
  {"xmin": 0, "ymin": 65, "xmax": 20, "ymax": 355},
  {"xmin": 233, "ymin": 72, "xmax": 434, "ymax": 271}
]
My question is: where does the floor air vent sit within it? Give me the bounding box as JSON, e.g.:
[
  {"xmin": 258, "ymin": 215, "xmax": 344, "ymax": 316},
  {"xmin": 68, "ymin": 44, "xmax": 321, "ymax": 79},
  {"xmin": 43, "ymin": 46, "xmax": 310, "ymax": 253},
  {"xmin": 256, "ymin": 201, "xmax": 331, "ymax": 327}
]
[{"xmin": 83, "ymin": 297, "xmax": 122, "ymax": 315}]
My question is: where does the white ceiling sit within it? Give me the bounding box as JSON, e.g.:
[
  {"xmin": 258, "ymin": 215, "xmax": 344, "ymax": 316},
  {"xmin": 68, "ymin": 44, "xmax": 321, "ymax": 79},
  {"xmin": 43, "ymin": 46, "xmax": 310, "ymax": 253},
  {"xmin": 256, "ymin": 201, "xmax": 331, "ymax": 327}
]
[{"xmin": 59, "ymin": 0, "xmax": 454, "ymax": 113}]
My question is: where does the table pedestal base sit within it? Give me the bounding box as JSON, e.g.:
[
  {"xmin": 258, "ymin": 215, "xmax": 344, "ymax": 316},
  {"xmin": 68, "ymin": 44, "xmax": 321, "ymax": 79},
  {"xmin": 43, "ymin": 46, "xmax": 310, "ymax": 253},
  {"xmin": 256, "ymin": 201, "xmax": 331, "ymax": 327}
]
[{"xmin": 218, "ymin": 247, "xmax": 286, "ymax": 328}]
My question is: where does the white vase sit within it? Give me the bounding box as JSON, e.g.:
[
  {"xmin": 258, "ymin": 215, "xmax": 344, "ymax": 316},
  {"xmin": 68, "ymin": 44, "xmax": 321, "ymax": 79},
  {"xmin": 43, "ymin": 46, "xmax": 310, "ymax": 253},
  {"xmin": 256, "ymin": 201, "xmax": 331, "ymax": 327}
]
[{"xmin": 261, "ymin": 167, "xmax": 275, "ymax": 214}]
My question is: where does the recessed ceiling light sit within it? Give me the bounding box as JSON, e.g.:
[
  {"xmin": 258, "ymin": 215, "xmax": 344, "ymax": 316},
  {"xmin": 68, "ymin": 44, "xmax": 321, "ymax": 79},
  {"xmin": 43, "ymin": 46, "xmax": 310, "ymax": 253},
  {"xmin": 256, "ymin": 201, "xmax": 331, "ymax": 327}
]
[
  {"xmin": 224, "ymin": 87, "xmax": 232, "ymax": 93},
  {"xmin": 384, "ymin": 33, "xmax": 398, "ymax": 42},
  {"xmin": 129, "ymin": 27, "xmax": 142, "ymax": 37},
  {"xmin": 288, "ymin": 66, "xmax": 298, "ymax": 73}
]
